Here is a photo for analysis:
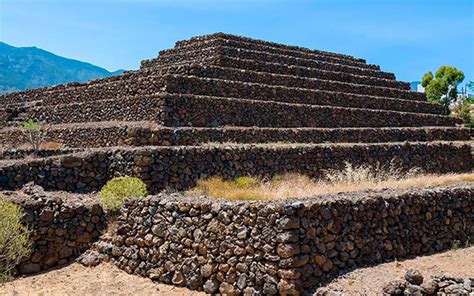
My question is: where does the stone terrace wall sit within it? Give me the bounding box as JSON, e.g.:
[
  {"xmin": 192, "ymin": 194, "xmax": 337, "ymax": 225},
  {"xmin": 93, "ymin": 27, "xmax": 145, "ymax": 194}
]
[
  {"xmin": 148, "ymin": 46, "xmax": 395, "ymax": 80},
  {"xmin": 162, "ymin": 64, "xmax": 426, "ymax": 102},
  {"xmin": 161, "ymin": 94, "xmax": 461, "ymax": 128},
  {"xmin": 161, "ymin": 75, "xmax": 433, "ymax": 114},
  {"xmin": 24, "ymin": 96, "xmax": 164, "ymax": 125},
  {"xmin": 175, "ymin": 33, "xmax": 365, "ymax": 63},
  {"xmin": 3, "ymin": 185, "xmax": 106, "ymax": 274},
  {"xmin": 0, "ymin": 124, "xmax": 132, "ymax": 148},
  {"xmin": 97, "ymin": 183, "xmax": 474, "ymax": 294},
  {"xmin": 160, "ymin": 38, "xmax": 371, "ymax": 69},
  {"xmin": 1, "ymin": 125, "xmax": 469, "ymax": 149},
  {"xmin": 4, "ymin": 92, "xmax": 461, "ymax": 129},
  {"xmin": 0, "ymin": 143, "xmax": 471, "ymax": 193},
  {"xmin": 0, "ymin": 148, "xmax": 80, "ymax": 160},
  {"xmin": 154, "ymin": 46, "xmax": 376, "ymax": 72},
  {"xmin": 215, "ymin": 56, "xmax": 410, "ymax": 90},
  {"xmin": 0, "ymin": 71, "xmax": 137, "ymax": 106}
]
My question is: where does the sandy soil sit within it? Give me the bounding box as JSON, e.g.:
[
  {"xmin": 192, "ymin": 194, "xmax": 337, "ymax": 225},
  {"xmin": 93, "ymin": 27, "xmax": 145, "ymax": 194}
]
[
  {"xmin": 1, "ymin": 247, "xmax": 472, "ymax": 296},
  {"xmin": 0, "ymin": 262, "xmax": 204, "ymax": 296},
  {"xmin": 322, "ymin": 246, "xmax": 474, "ymax": 295}
]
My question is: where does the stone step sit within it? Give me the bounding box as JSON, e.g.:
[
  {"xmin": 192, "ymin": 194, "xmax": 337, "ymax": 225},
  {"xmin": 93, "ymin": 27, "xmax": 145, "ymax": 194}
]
[
  {"xmin": 0, "ymin": 72, "xmax": 135, "ymax": 106},
  {"xmin": 143, "ymin": 46, "xmax": 396, "ymax": 80},
  {"xmin": 0, "ymin": 58, "xmax": 411, "ymax": 109},
  {"xmin": 161, "ymin": 74, "xmax": 439, "ymax": 114},
  {"xmin": 9, "ymin": 93, "xmax": 461, "ymax": 128},
  {"xmin": 1, "ymin": 74, "xmax": 162, "ymax": 108},
  {"xmin": 1, "ymin": 141, "xmax": 471, "ymax": 193},
  {"xmin": 160, "ymin": 38, "xmax": 377, "ymax": 71},
  {"xmin": 0, "ymin": 105, "xmax": 28, "ymax": 126},
  {"xmin": 14, "ymin": 95, "xmax": 165, "ymax": 125},
  {"xmin": 145, "ymin": 55, "xmax": 410, "ymax": 91},
  {"xmin": 160, "ymin": 93, "xmax": 460, "ymax": 128},
  {"xmin": 175, "ymin": 32, "xmax": 366, "ymax": 63},
  {"xmin": 1, "ymin": 121, "xmax": 469, "ymax": 148},
  {"xmin": 161, "ymin": 64, "xmax": 426, "ymax": 102},
  {"xmin": 215, "ymin": 55, "xmax": 411, "ymax": 90},
  {"xmin": 1, "ymin": 70, "xmax": 427, "ymax": 114}
]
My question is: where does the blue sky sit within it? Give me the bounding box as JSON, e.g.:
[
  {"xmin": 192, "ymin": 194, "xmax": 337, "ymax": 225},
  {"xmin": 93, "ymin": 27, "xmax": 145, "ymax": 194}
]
[{"xmin": 1, "ymin": 0, "xmax": 473, "ymax": 84}]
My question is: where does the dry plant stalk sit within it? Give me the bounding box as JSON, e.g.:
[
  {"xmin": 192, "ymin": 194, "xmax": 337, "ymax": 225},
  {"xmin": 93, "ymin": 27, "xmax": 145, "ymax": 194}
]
[{"xmin": 21, "ymin": 119, "xmax": 44, "ymax": 153}]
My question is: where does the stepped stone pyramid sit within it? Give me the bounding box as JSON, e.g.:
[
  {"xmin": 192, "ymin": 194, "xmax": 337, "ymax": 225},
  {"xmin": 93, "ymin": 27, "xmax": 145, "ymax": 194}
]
[{"xmin": 0, "ymin": 33, "xmax": 472, "ymax": 193}]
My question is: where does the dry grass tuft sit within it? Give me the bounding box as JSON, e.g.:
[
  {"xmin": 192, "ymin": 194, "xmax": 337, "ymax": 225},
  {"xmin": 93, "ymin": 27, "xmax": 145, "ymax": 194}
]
[
  {"xmin": 190, "ymin": 176, "xmax": 272, "ymax": 201},
  {"xmin": 188, "ymin": 163, "xmax": 473, "ymax": 201},
  {"xmin": 39, "ymin": 141, "xmax": 65, "ymax": 150},
  {"xmin": 14, "ymin": 141, "xmax": 65, "ymax": 150}
]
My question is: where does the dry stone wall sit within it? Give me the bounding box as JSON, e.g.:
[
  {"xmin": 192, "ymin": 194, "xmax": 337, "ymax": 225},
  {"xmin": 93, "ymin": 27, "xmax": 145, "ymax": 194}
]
[
  {"xmin": 160, "ymin": 38, "xmax": 371, "ymax": 69},
  {"xmin": 161, "ymin": 94, "xmax": 461, "ymax": 128},
  {"xmin": 0, "ymin": 148, "xmax": 80, "ymax": 160},
  {"xmin": 122, "ymin": 126, "xmax": 471, "ymax": 147},
  {"xmin": 3, "ymin": 185, "xmax": 106, "ymax": 274},
  {"xmin": 0, "ymin": 123, "xmax": 133, "ymax": 148},
  {"xmin": 6, "ymin": 93, "xmax": 460, "ymax": 128},
  {"xmin": 175, "ymin": 33, "xmax": 365, "ymax": 63},
  {"xmin": 161, "ymin": 64, "xmax": 426, "ymax": 102},
  {"xmin": 1, "ymin": 125, "xmax": 470, "ymax": 149},
  {"xmin": 0, "ymin": 143, "xmax": 471, "ymax": 193},
  {"xmin": 97, "ymin": 183, "xmax": 474, "ymax": 294},
  {"xmin": 0, "ymin": 71, "xmax": 136, "ymax": 106},
  {"xmin": 214, "ymin": 56, "xmax": 410, "ymax": 90},
  {"xmin": 161, "ymin": 75, "xmax": 434, "ymax": 113},
  {"xmin": 148, "ymin": 46, "xmax": 395, "ymax": 80},
  {"xmin": 23, "ymin": 96, "xmax": 164, "ymax": 125}
]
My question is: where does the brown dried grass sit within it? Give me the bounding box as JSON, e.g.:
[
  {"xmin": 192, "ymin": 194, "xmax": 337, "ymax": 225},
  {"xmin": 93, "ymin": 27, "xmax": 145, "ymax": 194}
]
[
  {"xmin": 188, "ymin": 163, "xmax": 473, "ymax": 201},
  {"xmin": 38, "ymin": 141, "xmax": 65, "ymax": 150}
]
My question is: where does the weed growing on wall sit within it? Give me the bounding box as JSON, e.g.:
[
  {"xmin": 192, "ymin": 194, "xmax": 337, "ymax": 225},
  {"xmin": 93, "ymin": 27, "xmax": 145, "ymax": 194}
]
[{"xmin": 21, "ymin": 119, "xmax": 43, "ymax": 153}]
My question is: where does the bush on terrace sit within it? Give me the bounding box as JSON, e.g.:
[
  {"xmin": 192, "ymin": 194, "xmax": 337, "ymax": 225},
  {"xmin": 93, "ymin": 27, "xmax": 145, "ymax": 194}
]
[
  {"xmin": 99, "ymin": 176, "xmax": 148, "ymax": 211},
  {"xmin": 0, "ymin": 195, "xmax": 31, "ymax": 282}
]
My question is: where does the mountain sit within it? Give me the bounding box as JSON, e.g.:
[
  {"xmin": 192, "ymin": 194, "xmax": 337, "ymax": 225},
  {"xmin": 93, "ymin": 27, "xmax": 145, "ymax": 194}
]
[{"xmin": 0, "ymin": 42, "xmax": 125, "ymax": 93}]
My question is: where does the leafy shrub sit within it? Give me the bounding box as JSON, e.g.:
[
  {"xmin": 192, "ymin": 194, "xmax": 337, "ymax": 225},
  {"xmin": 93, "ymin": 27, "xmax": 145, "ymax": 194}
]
[
  {"xmin": 451, "ymin": 99, "xmax": 471, "ymax": 125},
  {"xmin": 0, "ymin": 195, "xmax": 31, "ymax": 282},
  {"xmin": 99, "ymin": 177, "xmax": 148, "ymax": 211}
]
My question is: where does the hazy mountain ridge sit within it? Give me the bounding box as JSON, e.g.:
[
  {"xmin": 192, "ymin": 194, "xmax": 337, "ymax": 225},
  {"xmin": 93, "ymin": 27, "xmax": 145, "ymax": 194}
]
[{"xmin": 0, "ymin": 42, "xmax": 124, "ymax": 93}]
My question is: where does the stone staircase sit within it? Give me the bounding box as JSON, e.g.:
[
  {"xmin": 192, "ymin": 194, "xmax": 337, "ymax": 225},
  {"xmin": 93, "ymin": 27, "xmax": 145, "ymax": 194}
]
[{"xmin": 0, "ymin": 33, "xmax": 471, "ymax": 193}]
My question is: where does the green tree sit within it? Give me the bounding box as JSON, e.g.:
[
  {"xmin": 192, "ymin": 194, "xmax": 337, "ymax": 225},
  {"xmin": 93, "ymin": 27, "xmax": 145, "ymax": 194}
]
[
  {"xmin": 467, "ymin": 80, "xmax": 474, "ymax": 91},
  {"xmin": 421, "ymin": 66, "xmax": 465, "ymax": 114}
]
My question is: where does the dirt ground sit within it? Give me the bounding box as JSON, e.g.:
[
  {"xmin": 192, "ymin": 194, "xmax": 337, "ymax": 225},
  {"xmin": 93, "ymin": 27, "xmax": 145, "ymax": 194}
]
[
  {"xmin": 0, "ymin": 262, "xmax": 204, "ymax": 296},
  {"xmin": 322, "ymin": 246, "xmax": 474, "ymax": 295},
  {"xmin": 0, "ymin": 247, "xmax": 473, "ymax": 296}
]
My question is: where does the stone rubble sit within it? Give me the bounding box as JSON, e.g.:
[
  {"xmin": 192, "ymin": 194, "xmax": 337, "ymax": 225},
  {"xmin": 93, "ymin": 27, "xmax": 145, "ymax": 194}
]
[{"xmin": 382, "ymin": 269, "xmax": 474, "ymax": 296}]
